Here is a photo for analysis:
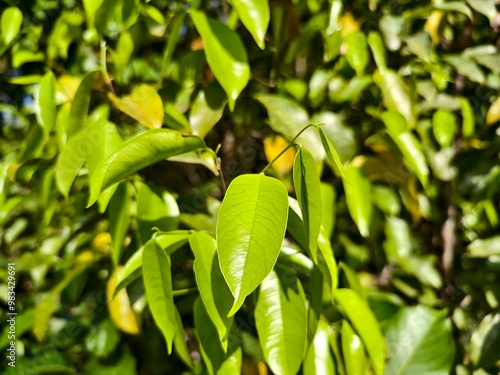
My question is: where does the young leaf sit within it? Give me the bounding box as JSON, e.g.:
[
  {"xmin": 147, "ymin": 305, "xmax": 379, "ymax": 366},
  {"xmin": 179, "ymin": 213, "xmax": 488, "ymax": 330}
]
[
  {"xmin": 432, "ymin": 109, "xmax": 456, "ymax": 148},
  {"xmin": 216, "ymin": 174, "xmax": 288, "ymax": 316},
  {"xmin": 191, "ymin": 10, "xmax": 250, "ymax": 111},
  {"xmin": 336, "ymin": 289, "xmax": 385, "ymax": 375},
  {"xmin": 342, "ymin": 320, "xmax": 366, "ymax": 375},
  {"xmin": 293, "ymin": 147, "xmax": 322, "ymax": 258},
  {"xmin": 304, "ymin": 320, "xmax": 335, "ymax": 375},
  {"xmin": 459, "ymin": 97, "xmax": 474, "ymax": 138},
  {"xmin": 190, "ymin": 232, "xmax": 234, "ymax": 351},
  {"xmin": 255, "ymin": 268, "xmax": 307, "ymax": 375},
  {"xmin": 385, "ymin": 306, "xmax": 454, "ymax": 374},
  {"xmin": 194, "ymin": 298, "xmax": 242, "ymax": 375},
  {"xmin": 108, "ymin": 182, "xmax": 131, "ymax": 266},
  {"xmin": 343, "ymin": 163, "xmax": 372, "ymax": 237},
  {"xmin": 37, "ymin": 71, "xmax": 57, "ymax": 135},
  {"xmin": 345, "ymin": 31, "xmax": 369, "ymax": 75},
  {"xmin": 230, "ymin": 0, "xmax": 270, "ymax": 49},
  {"xmin": 88, "ymin": 129, "xmax": 206, "ymax": 206},
  {"xmin": 1, "ymin": 7, "xmax": 22, "ymax": 45},
  {"xmin": 142, "ymin": 239, "xmax": 177, "ymax": 353},
  {"xmin": 67, "ymin": 70, "xmax": 98, "ymax": 139},
  {"xmin": 108, "ymin": 85, "xmax": 164, "ymax": 129},
  {"xmin": 318, "ymin": 127, "xmax": 346, "ymax": 179}
]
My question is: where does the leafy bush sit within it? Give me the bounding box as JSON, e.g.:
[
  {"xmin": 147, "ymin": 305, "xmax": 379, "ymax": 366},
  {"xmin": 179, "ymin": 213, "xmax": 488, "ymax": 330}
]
[{"xmin": 1, "ymin": 0, "xmax": 500, "ymax": 374}]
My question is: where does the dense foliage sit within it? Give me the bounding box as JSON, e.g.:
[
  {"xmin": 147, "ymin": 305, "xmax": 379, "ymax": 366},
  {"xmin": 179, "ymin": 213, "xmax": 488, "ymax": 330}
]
[{"xmin": 1, "ymin": 0, "xmax": 500, "ymax": 374}]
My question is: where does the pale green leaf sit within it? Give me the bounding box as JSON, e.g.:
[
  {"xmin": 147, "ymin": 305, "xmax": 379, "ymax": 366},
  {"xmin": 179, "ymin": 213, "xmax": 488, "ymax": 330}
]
[
  {"xmin": 67, "ymin": 71, "xmax": 98, "ymax": 139},
  {"xmin": 230, "ymin": 0, "xmax": 270, "ymax": 49},
  {"xmin": 293, "ymin": 147, "xmax": 322, "ymax": 258},
  {"xmin": 191, "ymin": 10, "xmax": 250, "ymax": 111},
  {"xmin": 466, "ymin": 0, "xmax": 497, "ymax": 23},
  {"xmin": 142, "ymin": 239, "xmax": 176, "ymax": 353},
  {"xmin": 1, "ymin": 7, "xmax": 22, "ymax": 45},
  {"xmin": 343, "ymin": 163, "xmax": 372, "ymax": 237},
  {"xmin": 318, "ymin": 126, "xmax": 346, "ymax": 179},
  {"xmin": 466, "ymin": 236, "xmax": 500, "ymax": 257},
  {"xmin": 37, "ymin": 71, "xmax": 57, "ymax": 135},
  {"xmin": 255, "ymin": 268, "xmax": 307, "ymax": 375},
  {"xmin": 304, "ymin": 320, "xmax": 335, "ymax": 375},
  {"xmin": 344, "ymin": 31, "xmax": 369, "ymax": 75},
  {"xmin": 342, "ymin": 320, "xmax": 366, "ymax": 375},
  {"xmin": 88, "ymin": 129, "xmax": 206, "ymax": 205},
  {"xmin": 320, "ymin": 182, "xmax": 336, "ymax": 238},
  {"xmin": 470, "ymin": 313, "xmax": 500, "ymax": 368},
  {"xmin": 459, "ymin": 98, "xmax": 475, "ymax": 138},
  {"xmin": 371, "ymin": 185, "xmax": 401, "ymax": 216},
  {"xmin": 216, "ymin": 174, "xmax": 289, "ymax": 315},
  {"xmin": 190, "ymin": 86, "xmax": 226, "ymax": 138},
  {"xmin": 108, "ymin": 182, "xmax": 131, "ymax": 266},
  {"xmin": 432, "ymin": 109, "xmax": 456, "ymax": 148},
  {"xmin": 190, "ymin": 232, "xmax": 234, "ymax": 351},
  {"xmin": 373, "ymin": 70, "xmax": 412, "ymax": 122},
  {"xmin": 336, "ymin": 288, "xmax": 385, "ymax": 375},
  {"xmin": 367, "ymin": 31, "xmax": 387, "ymax": 69},
  {"xmin": 385, "ymin": 306, "xmax": 454, "ymax": 375}
]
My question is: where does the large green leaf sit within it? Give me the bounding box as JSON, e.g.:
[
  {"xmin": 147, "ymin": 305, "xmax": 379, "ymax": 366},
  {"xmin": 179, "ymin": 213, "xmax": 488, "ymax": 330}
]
[
  {"xmin": 384, "ymin": 306, "xmax": 454, "ymax": 375},
  {"xmin": 142, "ymin": 239, "xmax": 176, "ymax": 354},
  {"xmin": 88, "ymin": 129, "xmax": 206, "ymax": 205},
  {"xmin": 1, "ymin": 7, "xmax": 22, "ymax": 45},
  {"xmin": 255, "ymin": 268, "xmax": 307, "ymax": 375},
  {"xmin": 230, "ymin": 0, "xmax": 270, "ymax": 49},
  {"xmin": 254, "ymin": 94, "xmax": 324, "ymax": 162},
  {"xmin": 336, "ymin": 288, "xmax": 385, "ymax": 375},
  {"xmin": 342, "ymin": 320, "xmax": 366, "ymax": 375},
  {"xmin": 303, "ymin": 319, "xmax": 335, "ymax": 375},
  {"xmin": 216, "ymin": 174, "xmax": 289, "ymax": 315},
  {"xmin": 293, "ymin": 147, "xmax": 322, "ymax": 258},
  {"xmin": 343, "ymin": 163, "xmax": 372, "ymax": 238},
  {"xmin": 191, "ymin": 10, "xmax": 250, "ymax": 111},
  {"xmin": 194, "ymin": 298, "xmax": 242, "ymax": 375},
  {"xmin": 190, "ymin": 232, "xmax": 234, "ymax": 351},
  {"xmin": 470, "ymin": 313, "xmax": 500, "ymax": 368}
]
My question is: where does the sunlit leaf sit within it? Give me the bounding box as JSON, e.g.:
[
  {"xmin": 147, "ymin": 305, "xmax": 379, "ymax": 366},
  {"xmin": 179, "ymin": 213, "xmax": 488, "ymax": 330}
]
[
  {"xmin": 230, "ymin": 0, "xmax": 270, "ymax": 49},
  {"xmin": 217, "ymin": 174, "xmax": 289, "ymax": 315},
  {"xmin": 37, "ymin": 71, "xmax": 57, "ymax": 136},
  {"xmin": 343, "ymin": 163, "xmax": 372, "ymax": 237},
  {"xmin": 342, "ymin": 320, "xmax": 366, "ymax": 375},
  {"xmin": 263, "ymin": 135, "xmax": 296, "ymax": 176},
  {"xmin": 1, "ymin": 7, "xmax": 22, "ymax": 45},
  {"xmin": 432, "ymin": 109, "xmax": 456, "ymax": 148},
  {"xmin": 107, "ymin": 267, "xmax": 140, "ymax": 335}
]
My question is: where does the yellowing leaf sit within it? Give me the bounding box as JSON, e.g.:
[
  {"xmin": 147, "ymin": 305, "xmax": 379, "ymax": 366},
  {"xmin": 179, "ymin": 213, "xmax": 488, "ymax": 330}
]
[
  {"xmin": 107, "ymin": 267, "xmax": 140, "ymax": 334},
  {"xmin": 339, "ymin": 12, "xmax": 360, "ymax": 36},
  {"xmin": 92, "ymin": 232, "xmax": 111, "ymax": 251},
  {"xmin": 486, "ymin": 97, "xmax": 500, "ymax": 126},
  {"xmin": 263, "ymin": 135, "xmax": 295, "ymax": 176},
  {"xmin": 57, "ymin": 75, "xmax": 82, "ymax": 102},
  {"xmin": 424, "ymin": 11, "xmax": 444, "ymax": 44},
  {"xmin": 109, "ymin": 84, "xmax": 164, "ymax": 129}
]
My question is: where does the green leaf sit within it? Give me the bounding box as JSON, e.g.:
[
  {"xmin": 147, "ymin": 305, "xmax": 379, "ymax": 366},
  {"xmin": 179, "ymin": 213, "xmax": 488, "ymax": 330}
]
[
  {"xmin": 320, "ymin": 182, "xmax": 336, "ymax": 238},
  {"xmin": 444, "ymin": 56, "xmax": 485, "ymax": 84},
  {"xmin": 194, "ymin": 298, "xmax": 242, "ymax": 375},
  {"xmin": 191, "ymin": 10, "xmax": 250, "ymax": 111},
  {"xmin": 367, "ymin": 31, "xmax": 387, "ymax": 69},
  {"xmin": 190, "ymin": 85, "xmax": 226, "ymax": 138},
  {"xmin": 136, "ymin": 182, "xmax": 179, "ymax": 243},
  {"xmin": 293, "ymin": 147, "xmax": 322, "ymax": 258},
  {"xmin": 336, "ymin": 288, "xmax": 385, "ymax": 375},
  {"xmin": 255, "ymin": 268, "xmax": 307, "ymax": 375},
  {"xmin": 88, "ymin": 129, "xmax": 206, "ymax": 206},
  {"xmin": 83, "ymin": 0, "xmax": 104, "ymax": 17},
  {"xmin": 373, "ymin": 70, "xmax": 412, "ymax": 123},
  {"xmin": 142, "ymin": 239, "xmax": 177, "ymax": 353},
  {"xmin": 432, "ymin": 109, "xmax": 456, "ymax": 148},
  {"xmin": 343, "ymin": 163, "xmax": 372, "ymax": 237},
  {"xmin": 380, "ymin": 111, "xmax": 429, "ymax": 187},
  {"xmin": 190, "ymin": 232, "xmax": 234, "ymax": 351},
  {"xmin": 385, "ymin": 306, "xmax": 454, "ymax": 375},
  {"xmin": 85, "ymin": 121, "xmax": 124, "ymax": 212},
  {"xmin": 466, "ymin": 0, "xmax": 496, "ymax": 23},
  {"xmin": 318, "ymin": 126, "xmax": 346, "ymax": 179},
  {"xmin": 345, "ymin": 31, "xmax": 369, "ymax": 75},
  {"xmin": 217, "ymin": 174, "xmax": 288, "ymax": 315},
  {"xmin": 108, "ymin": 85, "xmax": 164, "ymax": 129},
  {"xmin": 339, "ymin": 262, "xmax": 365, "ymax": 299},
  {"xmin": 435, "ymin": 2, "xmax": 473, "ymax": 20},
  {"xmin": 371, "ymin": 185, "xmax": 401, "ymax": 216},
  {"xmin": 173, "ymin": 307, "xmax": 193, "ymax": 369},
  {"xmin": 67, "ymin": 71, "xmax": 98, "ymax": 139},
  {"xmin": 37, "ymin": 71, "xmax": 57, "ymax": 136},
  {"xmin": 1, "ymin": 7, "xmax": 22, "ymax": 45},
  {"xmin": 342, "ymin": 320, "xmax": 366, "ymax": 375},
  {"xmin": 230, "ymin": 0, "xmax": 270, "ymax": 49},
  {"xmin": 466, "ymin": 236, "xmax": 500, "ymax": 257},
  {"xmin": 317, "ymin": 227, "xmax": 339, "ymax": 297},
  {"xmin": 85, "ymin": 319, "xmax": 120, "ymax": 358},
  {"xmin": 108, "ymin": 182, "xmax": 131, "ymax": 266},
  {"xmin": 254, "ymin": 94, "xmax": 324, "ymax": 162},
  {"xmin": 459, "ymin": 98, "xmax": 475, "ymax": 138},
  {"xmin": 304, "ymin": 320, "xmax": 334, "ymax": 375},
  {"xmin": 470, "ymin": 313, "xmax": 500, "ymax": 368}
]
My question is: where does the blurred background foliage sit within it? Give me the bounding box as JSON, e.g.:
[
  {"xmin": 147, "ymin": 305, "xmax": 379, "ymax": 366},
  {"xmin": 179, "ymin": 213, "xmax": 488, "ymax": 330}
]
[{"xmin": 1, "ymin": 0, "xmax": 500, "ymax": 374}]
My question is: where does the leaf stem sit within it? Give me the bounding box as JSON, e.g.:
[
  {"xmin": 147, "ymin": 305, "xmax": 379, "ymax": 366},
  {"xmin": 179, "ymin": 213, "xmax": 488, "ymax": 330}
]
[{"xmin": 260, "ymin": 123, "xmax": 324, "ymax": 174}]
